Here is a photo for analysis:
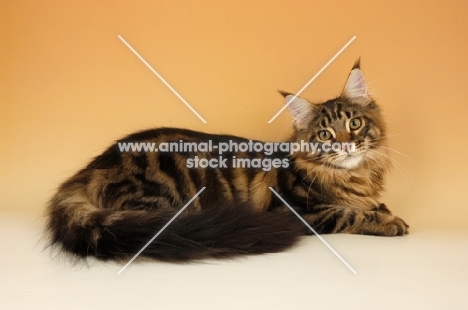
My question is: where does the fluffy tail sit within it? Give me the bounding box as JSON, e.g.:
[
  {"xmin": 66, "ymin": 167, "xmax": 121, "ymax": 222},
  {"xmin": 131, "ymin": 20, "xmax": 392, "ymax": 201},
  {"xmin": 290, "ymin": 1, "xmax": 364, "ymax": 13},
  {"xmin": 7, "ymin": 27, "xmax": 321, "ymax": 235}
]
[{"xmin": 46, "ymin": 198, "xmax": 305, "ymax": 262}]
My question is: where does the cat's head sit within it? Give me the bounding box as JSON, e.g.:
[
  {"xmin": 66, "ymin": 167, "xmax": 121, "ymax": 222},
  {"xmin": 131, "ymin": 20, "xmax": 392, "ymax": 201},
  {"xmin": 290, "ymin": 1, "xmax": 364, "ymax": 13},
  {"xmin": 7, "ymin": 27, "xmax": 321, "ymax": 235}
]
[{"xmin": 282, "ymin": 60, "xmax": 386, "ymax": 170}]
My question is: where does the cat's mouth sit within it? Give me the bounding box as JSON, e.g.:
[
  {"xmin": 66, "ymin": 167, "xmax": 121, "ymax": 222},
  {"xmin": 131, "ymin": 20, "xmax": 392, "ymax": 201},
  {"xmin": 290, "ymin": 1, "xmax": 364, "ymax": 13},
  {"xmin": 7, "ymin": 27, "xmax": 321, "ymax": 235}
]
[
  {"xmin": 328, "ymin": 140, "xmax": 370, "ymax": 169},
  {"xmin": 329, "ymin": 151, "xmax": 366, "ymax": 170}
]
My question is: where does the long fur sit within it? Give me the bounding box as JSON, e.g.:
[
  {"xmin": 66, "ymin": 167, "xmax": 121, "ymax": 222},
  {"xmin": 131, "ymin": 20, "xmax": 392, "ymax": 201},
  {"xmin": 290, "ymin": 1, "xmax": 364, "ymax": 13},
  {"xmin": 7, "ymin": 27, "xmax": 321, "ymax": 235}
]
[{"xmin": 46, "ymin": 197, "xmax": 305, "ymax": 262}]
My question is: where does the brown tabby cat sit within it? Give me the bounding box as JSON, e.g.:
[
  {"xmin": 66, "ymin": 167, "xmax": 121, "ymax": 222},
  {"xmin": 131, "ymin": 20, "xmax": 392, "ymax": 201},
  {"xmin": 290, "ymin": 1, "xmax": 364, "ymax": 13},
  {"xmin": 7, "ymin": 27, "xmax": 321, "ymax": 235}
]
[{"xmin": 45, "ymin": 61, "xmax": 408, "ymax": 262}]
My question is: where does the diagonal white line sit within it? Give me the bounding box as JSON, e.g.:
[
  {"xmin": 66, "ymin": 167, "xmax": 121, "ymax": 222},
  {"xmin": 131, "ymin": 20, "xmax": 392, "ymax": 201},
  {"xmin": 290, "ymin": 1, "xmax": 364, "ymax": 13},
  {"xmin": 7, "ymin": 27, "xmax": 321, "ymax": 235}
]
[
  {"xmin": 118, "ymin": 35, "xmax": 207, "ymax": 123},
  {"xmin": 268, "ymin": 36, "xmax": 356, "ymax": 123},
  {"xmin": 268, "ymin": 187, "xmax": 357, "ymax": 274},
  {"xmin": 117, "ymin": 187, "xmax": 206, "ymax": 275}
]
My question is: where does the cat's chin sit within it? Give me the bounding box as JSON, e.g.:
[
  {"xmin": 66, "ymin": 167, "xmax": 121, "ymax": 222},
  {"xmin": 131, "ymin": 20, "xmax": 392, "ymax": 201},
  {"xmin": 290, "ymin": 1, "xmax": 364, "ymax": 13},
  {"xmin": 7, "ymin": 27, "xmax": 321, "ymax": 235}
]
[{"xmin": 334, "ymin": 154, "xmax": 364, "ymax": 170}]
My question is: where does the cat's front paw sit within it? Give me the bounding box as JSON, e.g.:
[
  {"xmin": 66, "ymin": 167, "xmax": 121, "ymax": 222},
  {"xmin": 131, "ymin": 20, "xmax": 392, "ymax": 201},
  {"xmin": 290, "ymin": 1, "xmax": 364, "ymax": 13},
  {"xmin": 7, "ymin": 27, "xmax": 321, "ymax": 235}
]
[
  {"xmin": 372, "ymin": 203, "xmax": 393, "ymax": 215},
  {"xmin": 383, "ymin": 216, "xmax": 409, "ymax": 236}
]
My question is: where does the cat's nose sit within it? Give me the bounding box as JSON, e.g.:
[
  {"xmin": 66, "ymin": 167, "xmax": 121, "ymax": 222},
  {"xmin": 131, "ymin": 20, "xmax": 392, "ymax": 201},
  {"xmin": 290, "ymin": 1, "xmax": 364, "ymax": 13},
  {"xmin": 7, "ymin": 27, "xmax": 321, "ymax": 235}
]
[
  {"xmin": 335, "ymin": 132, "xmax": 351, "ymax": 143},
  {"xmin": 341, "ymin": 142, "xmax": 356, "ymax": 154},
  {"xmin": 343, "ymin": 144, "xmax": 350, "ymax": 153},
  {"xmin": 334, "ymin": 132, "xmax": 353, "ymax": 154}
]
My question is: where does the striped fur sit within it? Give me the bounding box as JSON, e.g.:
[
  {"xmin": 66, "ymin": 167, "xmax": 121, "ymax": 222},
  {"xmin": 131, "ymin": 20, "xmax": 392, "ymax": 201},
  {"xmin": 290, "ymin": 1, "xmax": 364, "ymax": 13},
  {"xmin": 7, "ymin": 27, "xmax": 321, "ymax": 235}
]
[{"xmin": 45, "ymin": 62, "xmax": 408, "ymax": 262}]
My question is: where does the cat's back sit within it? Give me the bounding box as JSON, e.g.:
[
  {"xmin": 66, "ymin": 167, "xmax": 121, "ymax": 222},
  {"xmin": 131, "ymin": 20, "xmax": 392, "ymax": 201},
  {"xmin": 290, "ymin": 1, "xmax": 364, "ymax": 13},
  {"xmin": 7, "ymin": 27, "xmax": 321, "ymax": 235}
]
[{"xmin": 64, "ymin": 127, "xmax": 278, "ymax": 212}]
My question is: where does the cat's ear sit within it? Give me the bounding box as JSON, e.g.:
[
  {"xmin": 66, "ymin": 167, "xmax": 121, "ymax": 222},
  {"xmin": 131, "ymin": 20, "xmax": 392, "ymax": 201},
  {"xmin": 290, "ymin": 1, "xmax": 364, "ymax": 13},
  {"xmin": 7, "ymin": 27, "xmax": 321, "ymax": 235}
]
[
  {"xmin": 279, "ymin": 90, "xmax": 312, "ymax": 130},
  {"xmin": 342, "ymin": 60, "xmax": 370, "ymax": 105}
]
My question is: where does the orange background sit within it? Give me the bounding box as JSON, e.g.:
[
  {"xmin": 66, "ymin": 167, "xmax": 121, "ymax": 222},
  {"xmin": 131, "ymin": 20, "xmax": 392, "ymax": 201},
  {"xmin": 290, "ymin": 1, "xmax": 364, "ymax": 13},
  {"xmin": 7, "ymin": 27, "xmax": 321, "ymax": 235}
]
[{"xmin": 1, "ymin": 0, "xmax": 467, "ymax": 230}]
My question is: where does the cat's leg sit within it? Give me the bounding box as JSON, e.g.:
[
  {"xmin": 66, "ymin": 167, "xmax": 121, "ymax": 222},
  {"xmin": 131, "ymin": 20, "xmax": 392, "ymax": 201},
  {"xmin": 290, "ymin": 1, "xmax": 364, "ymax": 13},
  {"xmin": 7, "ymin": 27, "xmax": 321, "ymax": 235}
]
[
  {"xmin": 301, "ymin": 204, "xmax": 409, "ymax": 236},
  {"xmin": 371, "ymin": 203, "xmax": 392, "ymax": 215}
]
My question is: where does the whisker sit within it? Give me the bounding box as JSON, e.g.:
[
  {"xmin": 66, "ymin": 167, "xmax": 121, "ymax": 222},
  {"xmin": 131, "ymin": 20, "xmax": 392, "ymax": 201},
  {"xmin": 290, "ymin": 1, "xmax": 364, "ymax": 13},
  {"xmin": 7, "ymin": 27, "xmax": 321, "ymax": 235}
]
[
  {"xmin": 320, "ymin": 162, "xmax": 334, "ymax": 196},
  {"xmin": 302, "ymin": 158, "xmax": 330, "ymax": 209},
  {"xmin": 378, "ymin": 146, "xmax": 413, "ymax": 160},
  {"xmin": 368, "ymin": 149, "xmax": 412, "ymax": 187},
  {"xmin": 368, "ymin": 133, "xmax": 403, "ymax": 142}
]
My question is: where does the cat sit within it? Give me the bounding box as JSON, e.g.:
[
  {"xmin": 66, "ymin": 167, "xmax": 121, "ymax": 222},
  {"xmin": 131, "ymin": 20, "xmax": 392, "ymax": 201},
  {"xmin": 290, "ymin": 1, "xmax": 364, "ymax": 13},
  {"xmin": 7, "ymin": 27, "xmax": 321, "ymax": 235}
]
[{"xmin": 45, "ymin": 60, "xmax": 408, "ymax": 262}]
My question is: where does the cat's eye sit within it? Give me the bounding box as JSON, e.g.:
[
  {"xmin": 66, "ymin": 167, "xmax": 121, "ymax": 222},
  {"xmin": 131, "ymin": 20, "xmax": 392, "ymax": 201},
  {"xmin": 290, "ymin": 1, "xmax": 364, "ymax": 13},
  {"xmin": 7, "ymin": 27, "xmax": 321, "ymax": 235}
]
[
  {"xmin": 318, "ymin": 130, "xmax": 332, "ymax": 141},
  {"xmin": 349, "ymin": 118, "xmax": 362, "ymax": 130}
]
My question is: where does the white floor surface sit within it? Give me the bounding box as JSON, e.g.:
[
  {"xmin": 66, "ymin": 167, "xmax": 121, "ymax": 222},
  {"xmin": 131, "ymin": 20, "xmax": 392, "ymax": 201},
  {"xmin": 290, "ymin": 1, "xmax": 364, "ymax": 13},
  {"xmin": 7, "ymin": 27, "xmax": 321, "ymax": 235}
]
[{"xmin": 1, "ymin": 212, "xmax": 467, "ymax": 310}]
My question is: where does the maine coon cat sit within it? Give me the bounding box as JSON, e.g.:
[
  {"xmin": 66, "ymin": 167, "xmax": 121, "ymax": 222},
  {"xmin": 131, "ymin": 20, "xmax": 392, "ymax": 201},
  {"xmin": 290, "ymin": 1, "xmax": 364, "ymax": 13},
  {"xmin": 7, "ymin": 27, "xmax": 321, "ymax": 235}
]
[{"xmin": 45, "ymin": 61, "xmax": 408, "ymax": 262}]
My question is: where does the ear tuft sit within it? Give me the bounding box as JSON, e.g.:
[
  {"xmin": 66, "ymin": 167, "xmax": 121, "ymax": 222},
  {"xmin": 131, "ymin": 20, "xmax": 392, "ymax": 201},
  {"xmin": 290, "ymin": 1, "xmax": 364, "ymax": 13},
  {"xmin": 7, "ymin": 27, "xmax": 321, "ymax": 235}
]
[
  {"xmin": 352, "ymin": 58, "xmax": 361, "ymax": 70},
  {"xmin": 278, "ymin": 89, "xmax": 293, "ymax": 98}
]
